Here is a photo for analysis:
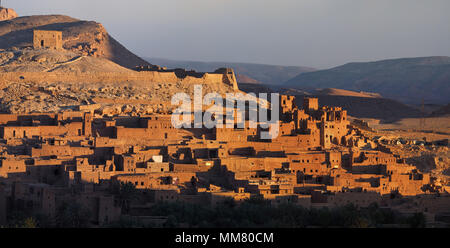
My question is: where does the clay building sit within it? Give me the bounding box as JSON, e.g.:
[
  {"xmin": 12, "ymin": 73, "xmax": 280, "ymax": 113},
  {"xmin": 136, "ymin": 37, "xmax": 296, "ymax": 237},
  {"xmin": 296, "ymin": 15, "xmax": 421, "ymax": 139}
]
[
  {"xmin": 0, "ymin": 95, "xmax": 447, "ymax": 227},
  {"xmin": 33, "ymin": 30, "xmax": 63, "ymax": 50},
  {"xmin": 135, "ymin": 65, "xmax": 239, "ymax": 91}
]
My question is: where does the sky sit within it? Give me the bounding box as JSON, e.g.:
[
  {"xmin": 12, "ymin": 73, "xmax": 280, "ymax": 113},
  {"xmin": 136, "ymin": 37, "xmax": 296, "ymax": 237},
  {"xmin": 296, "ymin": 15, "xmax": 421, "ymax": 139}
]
[{"xmin": 4, "ymin": 0, "xmax": 450, "ymax": 69}]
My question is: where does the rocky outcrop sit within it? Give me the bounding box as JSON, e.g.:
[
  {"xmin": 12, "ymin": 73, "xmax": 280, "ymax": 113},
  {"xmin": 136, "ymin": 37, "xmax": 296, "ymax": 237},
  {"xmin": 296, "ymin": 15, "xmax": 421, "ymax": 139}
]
[
  {"xmin": 0, "ymin": 7, "xmax": 17, "ymax": 21},
  {"xmin": 0, "ymin": 15, "xmax": 150, "ymax": 69}
]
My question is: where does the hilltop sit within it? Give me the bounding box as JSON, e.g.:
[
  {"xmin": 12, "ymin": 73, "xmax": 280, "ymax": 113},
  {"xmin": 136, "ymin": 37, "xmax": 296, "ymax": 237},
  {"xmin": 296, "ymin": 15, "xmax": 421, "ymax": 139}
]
[
  {"xmin": 0, "ymin": 15, "xmax": 150, "ymax": 68},
  {"xmin": 145, "ymin": 57, "xmax": 316, "ymax": 85},
  {"xmin": 284, "ymin": 56, "xmax": 450, "ymax": 105},
  {"xmin": 0, "ymin": 12, "xmax": 239, "ymax": 114},
  {"xmin": 0, "ymin": 48, "xmax": 132, "ymax": 73}
]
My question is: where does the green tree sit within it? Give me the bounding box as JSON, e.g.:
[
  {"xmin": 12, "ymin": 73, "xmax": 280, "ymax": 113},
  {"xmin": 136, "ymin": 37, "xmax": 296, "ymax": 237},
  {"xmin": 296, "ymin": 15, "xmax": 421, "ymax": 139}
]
[
  {"xmin": 115, "ymin": 182, "xmax": 139, "ymax": 214},
  {"xmin": 21, "ymin": 217, "xmax": 38, "ymax": 228},
  {"xmin": 55, "ymin": 201, "xmax": 92, "ymax": 228},
  {"xmin": 164, "ymin": 215, "xmax": 178, "ymax": 228},
  {"xmin": 406, "ymin": 213, "xmax": 426, "ymax": 228}
]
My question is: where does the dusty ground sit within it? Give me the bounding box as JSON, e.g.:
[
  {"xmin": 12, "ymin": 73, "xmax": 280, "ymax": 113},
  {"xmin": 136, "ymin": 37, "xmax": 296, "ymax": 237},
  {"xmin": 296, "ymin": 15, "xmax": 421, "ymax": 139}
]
[
  {"xmin": 363, "ymin": 116, "xmax": 450, "ymax": 186},
  {"xmin": 363, "ymin": 117, "xmax": 450, "ymax": 140},
  {"xmin": 0, "ymin": 46, "xmax": 236, "ymax": 114},
  {"xmin": 0, "ymin": 78, "xmax": 234, "ymax": 115},
  {"xmin": 0, "ymin": 48, "xmax": 132, "ymax": 73}
]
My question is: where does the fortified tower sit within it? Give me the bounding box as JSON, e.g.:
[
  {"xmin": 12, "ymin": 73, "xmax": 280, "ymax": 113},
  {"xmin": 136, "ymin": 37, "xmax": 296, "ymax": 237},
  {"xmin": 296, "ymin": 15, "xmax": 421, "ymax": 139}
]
[
  {"xmin": 303, "ymin": 97, "xmax": 319, "ymax": 112},
  {"xmin": 214, "ymin": 68, "xmax": 239, "ymax": 91}
]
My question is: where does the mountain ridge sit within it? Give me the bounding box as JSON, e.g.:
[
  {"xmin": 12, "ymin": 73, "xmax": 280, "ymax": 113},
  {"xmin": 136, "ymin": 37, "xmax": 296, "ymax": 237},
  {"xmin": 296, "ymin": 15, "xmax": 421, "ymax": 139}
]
[
  {"xmin": 145, "ymin": 57, "xmax": 316, "ymax": 85},
  {"xmin": 284, "ymin": 56, "xmax": 450, "ymax": 104}
]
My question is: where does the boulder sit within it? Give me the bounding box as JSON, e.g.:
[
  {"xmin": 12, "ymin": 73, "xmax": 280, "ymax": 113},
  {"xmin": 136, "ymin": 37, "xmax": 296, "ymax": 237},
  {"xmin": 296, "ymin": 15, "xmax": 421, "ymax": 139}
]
[{"xmin": 0, "ymin": 7, "xmax": 18, "ymax": 21}]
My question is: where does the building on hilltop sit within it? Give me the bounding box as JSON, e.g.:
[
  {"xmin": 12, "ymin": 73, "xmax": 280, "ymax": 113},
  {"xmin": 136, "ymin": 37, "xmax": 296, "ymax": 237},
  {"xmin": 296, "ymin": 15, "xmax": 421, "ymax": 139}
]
[
  {"xmin": 33, "ymin": 30, "xmax": 63, "ymax": 50},
  {"xmin": 135, "ymin": 65, "xmax": 239, "ymax": 91}
]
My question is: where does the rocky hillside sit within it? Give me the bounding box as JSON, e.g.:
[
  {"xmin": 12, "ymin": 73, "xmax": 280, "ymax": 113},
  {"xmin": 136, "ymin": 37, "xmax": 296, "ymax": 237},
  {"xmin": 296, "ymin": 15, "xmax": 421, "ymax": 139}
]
[
  {"xmin": 284, "ymin": 56, "xmax": 450, "ymax": 105},
  {"xmin": 0, "ymin": 48, "xmax": 132, "ymax": 73},
  {"xmin": 0, "ymin": 11, "xmax": 243, "ymax": 115},
  {"xmin": 0, "ymin": 15, "xmax": 150, "ymax": 68},
  {"xmin": 145, "ymin": 57, "xmax": 316, "ymax": 85}
]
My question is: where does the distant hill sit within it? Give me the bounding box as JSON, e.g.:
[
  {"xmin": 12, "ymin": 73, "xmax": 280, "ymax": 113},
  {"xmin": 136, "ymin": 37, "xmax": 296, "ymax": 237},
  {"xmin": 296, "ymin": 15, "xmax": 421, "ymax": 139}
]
[
  {"xmin": 0, "ymin": 15, "xmax": 150, "ymax": 69},
  {"xmin": 431, "ymin": 104, "xmax": 450, "ymax": 117},
  {"xmin": 279, "ymin": 88, "xmax": 422, "ymax": 121},
  {"xmin": 145, "ymin": 57, "xmax": 316, "ymax": 85},
  {"xmin": 284, "ymin": 56, "xmax": 450, "ymax": 104},
  {"xmin": 293, "ymin": 95, "xmax": 422, "ymax": 121},
  {"xmin": 311, "ymin": 88, "xmax": 382, "ymax": 98},
  {"xmin": 235, "ymin": 74, "xmax": 263, "ymax": 84},
  {"xmin": 235, "ymin": 84, "xmax": 422, "ymax": 121}
]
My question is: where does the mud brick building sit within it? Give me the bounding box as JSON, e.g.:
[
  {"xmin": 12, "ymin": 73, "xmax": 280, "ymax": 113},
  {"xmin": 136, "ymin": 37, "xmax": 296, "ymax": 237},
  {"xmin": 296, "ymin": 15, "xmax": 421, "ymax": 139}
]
[
  {"xmin": 0, "ymin": 96, "xmax": 447, "ymax": 226},
  {"xmin": 33, "ymin": 30, "xmax": 63, "ymax": 50}
]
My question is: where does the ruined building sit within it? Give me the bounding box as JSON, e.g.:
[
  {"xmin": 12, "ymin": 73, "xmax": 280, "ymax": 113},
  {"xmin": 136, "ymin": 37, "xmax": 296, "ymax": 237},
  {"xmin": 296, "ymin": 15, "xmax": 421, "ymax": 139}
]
[
  {"xmin": 33, "ymin": 30, "xmax": 63, "ymax": 50},
  {"xmin": 135, "ymin": 65, "xmax": 239, "ymax": 91}
]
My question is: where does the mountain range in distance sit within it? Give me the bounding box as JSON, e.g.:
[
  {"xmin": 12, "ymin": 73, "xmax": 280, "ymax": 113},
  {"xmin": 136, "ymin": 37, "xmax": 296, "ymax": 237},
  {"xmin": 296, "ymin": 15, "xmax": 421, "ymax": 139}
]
[
  {"xmin": 284, "ymin": 56, "xmax": 450, "ymax": 105},
  {"xmin": 144, "ymin": 57, "xmax": 316, "ymax": 86},
  {"xmin": 145, "ymin": 56, "xmax": 449, "ymax": 119},
  {"xmin": 2, "ymin": 13, "xmax": 446, "ymax": 118},
  {"xmin": 146, "ymin": 56, "xmax": 450, "ymax": 106}
]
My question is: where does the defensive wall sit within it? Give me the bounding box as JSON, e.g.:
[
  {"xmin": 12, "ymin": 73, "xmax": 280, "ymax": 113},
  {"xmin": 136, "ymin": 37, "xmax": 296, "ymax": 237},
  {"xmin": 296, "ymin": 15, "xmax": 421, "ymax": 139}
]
[{"xmin": 0, "ymin": 71, "xmax": 239, "ymax": 90}]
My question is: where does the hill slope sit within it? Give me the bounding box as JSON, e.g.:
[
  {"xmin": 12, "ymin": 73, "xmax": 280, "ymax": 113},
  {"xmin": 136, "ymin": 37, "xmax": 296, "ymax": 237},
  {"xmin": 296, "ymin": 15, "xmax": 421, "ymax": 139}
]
[
  {"xmin": 0, "ymin": 15, "xmax": 150, "ymax": 68},
  {"xmin": 294, "ymin": 95, "xmax": 422, "ymax": 121},
  {"xmin": 0, "ymin": 48, "xmax": 132, "ymax": 73},
  {"xmin": 431, "ymin": 104, "xmax": 450, "ymax": 117},
  {"xmin": 145, "ymin": 57, "xmax": 316, "ymax": 85},
  {"xmin": 284, "ymin": 56, "xmax": 450, "ymax": 104}
]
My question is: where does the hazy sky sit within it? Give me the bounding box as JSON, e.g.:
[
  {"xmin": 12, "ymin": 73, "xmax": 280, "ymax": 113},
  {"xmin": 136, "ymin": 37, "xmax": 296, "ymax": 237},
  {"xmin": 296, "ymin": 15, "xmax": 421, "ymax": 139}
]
[{"xmin": 5, "ymin": 0, "xmax": 450, "ymax": 69}]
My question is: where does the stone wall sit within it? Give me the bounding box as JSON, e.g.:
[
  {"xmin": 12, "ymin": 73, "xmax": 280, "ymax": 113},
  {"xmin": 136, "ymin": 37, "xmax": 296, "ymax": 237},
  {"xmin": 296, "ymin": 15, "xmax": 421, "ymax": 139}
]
[{"xmin": 0, "ymin": 71, "xmax": 238, "ymax": 90}]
